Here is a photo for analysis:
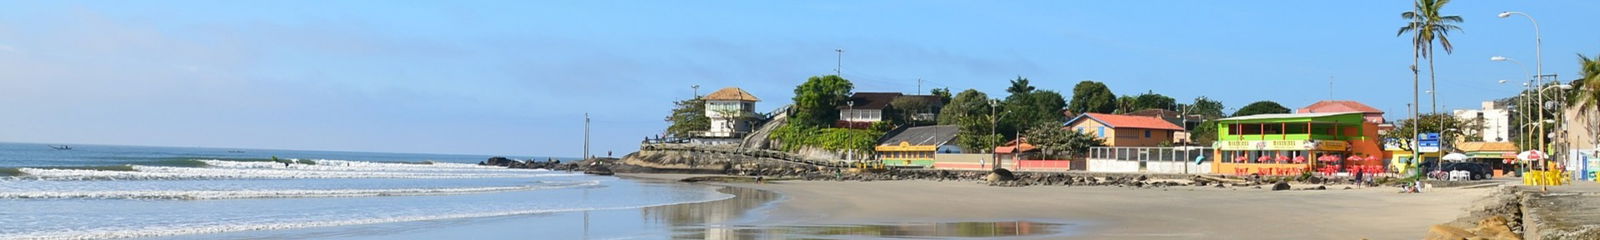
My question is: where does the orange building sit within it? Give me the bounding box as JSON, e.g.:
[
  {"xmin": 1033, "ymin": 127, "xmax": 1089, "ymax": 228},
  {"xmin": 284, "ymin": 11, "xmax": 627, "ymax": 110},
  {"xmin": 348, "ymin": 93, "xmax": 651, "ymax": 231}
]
[{"xmin": 1064, "ymin": 113, "xmax": 1187, "ymax": 147}]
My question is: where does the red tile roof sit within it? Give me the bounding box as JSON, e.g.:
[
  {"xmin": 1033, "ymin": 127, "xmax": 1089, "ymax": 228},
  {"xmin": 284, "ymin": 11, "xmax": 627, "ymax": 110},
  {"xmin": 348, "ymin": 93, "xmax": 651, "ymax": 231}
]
[
  {"xmin": 994, "ymin": 138, "xmax": 1037, "ymax": 153},
  {"xmin": 1298, "ymin": 100, "xmax": 1383, "ymax": 114},
  {"xmin": 704, "ymin": 87, "xmax": 760, "ymax": 101},
  {"xmin": 1073, "ymin": 113, "xmax": 1186, "ymax": 131}
]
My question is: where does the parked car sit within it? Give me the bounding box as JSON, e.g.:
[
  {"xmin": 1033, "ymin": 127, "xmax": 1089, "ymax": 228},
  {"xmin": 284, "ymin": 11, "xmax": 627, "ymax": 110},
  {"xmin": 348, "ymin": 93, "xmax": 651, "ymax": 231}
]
[{"xmin": 1417, "ymin": 161, "xmax": 1493, "ymax": 180}]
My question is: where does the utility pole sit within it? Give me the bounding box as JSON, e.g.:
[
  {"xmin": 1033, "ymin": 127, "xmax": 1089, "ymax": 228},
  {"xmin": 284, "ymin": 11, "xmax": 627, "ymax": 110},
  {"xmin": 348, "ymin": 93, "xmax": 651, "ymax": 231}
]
[
  {"xmin": 584, "ymin": 113, "xmax": 591, "ymax": 160},
  {"xmin": 835, "ymin": 49, "xmax": 843, "ymax": 76},
  {"xmin": 1328, "ymin": 76, "xmax": 1334, "ymax": 100},
  {"xmin": 917, "ymin": 78, "xmax": 923, "ymax": 95}
]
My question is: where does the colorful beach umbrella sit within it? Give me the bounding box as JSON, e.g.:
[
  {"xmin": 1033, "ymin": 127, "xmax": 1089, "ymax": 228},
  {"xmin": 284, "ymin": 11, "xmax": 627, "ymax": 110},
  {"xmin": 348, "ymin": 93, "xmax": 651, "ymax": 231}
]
[
  {"xmin": 1442, "ymin": 153, "xmax": 1470, "ymax": 162},
  {"xmin": 1517, "ymin": 150, "xmax": 1546, "ymax": 161}
]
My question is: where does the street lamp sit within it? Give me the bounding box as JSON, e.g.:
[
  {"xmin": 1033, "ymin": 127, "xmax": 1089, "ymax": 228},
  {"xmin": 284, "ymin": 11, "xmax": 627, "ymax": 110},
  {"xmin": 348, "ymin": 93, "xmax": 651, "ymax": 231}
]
[{"xmin": 1498, "ymin": 11, "xmax": 1545, "ymax": 154}]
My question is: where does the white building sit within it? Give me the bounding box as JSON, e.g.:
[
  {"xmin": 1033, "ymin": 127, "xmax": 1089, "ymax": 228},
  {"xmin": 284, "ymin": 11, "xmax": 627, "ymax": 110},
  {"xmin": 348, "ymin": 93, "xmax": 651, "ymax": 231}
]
[
  {"xmin": 1453, "ymin": 101, "xmax": 1512, "ymax": 142},
  {"xmin": 702, "ymin": 87, "xmax": 759, "ymax": 138},
  {"xmin": 837, "ymin": 92, "xmax": 901, "ymax": 128}
]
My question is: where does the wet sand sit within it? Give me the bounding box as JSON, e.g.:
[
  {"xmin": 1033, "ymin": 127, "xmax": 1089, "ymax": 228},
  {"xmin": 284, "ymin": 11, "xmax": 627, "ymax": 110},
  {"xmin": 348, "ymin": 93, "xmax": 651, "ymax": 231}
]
[{"xmin": 627, "ymin": 173, "xmax": 1495, "ymax": 239}]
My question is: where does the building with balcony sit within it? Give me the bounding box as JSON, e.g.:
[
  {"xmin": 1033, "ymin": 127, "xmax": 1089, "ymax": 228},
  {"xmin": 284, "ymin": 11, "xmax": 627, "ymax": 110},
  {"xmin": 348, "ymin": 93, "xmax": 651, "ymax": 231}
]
[
  {"xmin": 701, "ymin": 87, "xmax": 760, "ymax": 138},
  {"xmin": 1453, "ymin": 101, "xmax": 1512, "ymax": 143},
  {"xmin": 1212, "ymin": 112, "xmax": 1386, "ymax": 176}
]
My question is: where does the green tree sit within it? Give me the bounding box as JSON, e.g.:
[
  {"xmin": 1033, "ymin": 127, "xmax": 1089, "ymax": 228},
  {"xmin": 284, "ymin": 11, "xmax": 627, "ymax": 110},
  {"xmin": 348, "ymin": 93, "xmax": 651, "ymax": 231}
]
[
  {"xmin": 1232, "ymin": 101, "xmax": 1290, "ymax": 117},
  {"xmin": 1183, "ymin": 96, "xmax": 1227, "ymax": 145},
  {"xmin": 1005, "ymin": 76, "xmax": 1035, "ymax": 95},
  {"xmin": 1382, "ymin": 113, "xmax": 1467, "ymax": 152},
  {"xmin": 1188, "ymin": 96, "xmax": 1227, "ymax": 119},
  {"xmin": 999, "ymin": 77, "xmax": 1065, "ymax": 139},
  {"xmin": 938, "ymin": 89, "xmax": 990, "ymax": 125},
  {"xmin": 1130, "ymin": 91, "xmax": 1177, "ymax": 111},
  {"xmin": 1114, "ymin": 95, "xmax": 1138, "ymax": 114},
  {"xmin": 891, "ymin": 96, "xmax": 939, "ymax": 126},
  {"xmin": 1067, "ymin": 81, "xmax": 1116, "ymax": 114},
  {"xmin": 929, "ymin": 87, "xmax": 953, "ymax": 104},
  {"xmin": 1025, "ymin": 121, "xmax": 1104, "ymax": 159},
  {"xmin": 663, "ymin": 97, "xmax": 709, "ymax": 137},
  {"xmin": 790, "ymin": 75, "xmax": 854, "ymax": 128}
]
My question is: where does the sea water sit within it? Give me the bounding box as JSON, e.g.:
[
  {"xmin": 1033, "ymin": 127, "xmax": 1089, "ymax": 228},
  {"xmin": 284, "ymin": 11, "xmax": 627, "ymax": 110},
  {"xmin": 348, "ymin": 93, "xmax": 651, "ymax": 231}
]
[{"xmin": 0, "ymin": 143, "xmax": 736, "ymax": 239}]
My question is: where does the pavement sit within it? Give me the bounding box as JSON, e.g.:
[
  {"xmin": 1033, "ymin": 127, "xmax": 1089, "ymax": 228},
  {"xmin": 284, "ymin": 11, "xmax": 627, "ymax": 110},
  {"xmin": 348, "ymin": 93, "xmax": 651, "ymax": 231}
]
[{"xmin": 1519, "ymin": 180, "xmax": 1600, "ymax": 239}]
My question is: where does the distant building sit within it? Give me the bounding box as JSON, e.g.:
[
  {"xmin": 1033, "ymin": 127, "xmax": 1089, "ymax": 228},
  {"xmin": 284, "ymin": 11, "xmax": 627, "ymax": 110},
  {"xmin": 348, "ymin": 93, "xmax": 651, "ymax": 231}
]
[
  {"xmin": 837, "ymin": 92, "xmax": 902, "ymax": 129},
  {"xmin": 702, "ymin": 87, "xmax": 760, "ymax": 138},
  {"xmin": 874, "ymin": 125, "xmax": 961, "ymax": 167},
  {"xmin": 1452, "ymin": 101, "xmax": 1512, "ymax": 143},
  {"xmin": 1064, "ymin": 113, "xmax": 1187, "ymax": 147}
]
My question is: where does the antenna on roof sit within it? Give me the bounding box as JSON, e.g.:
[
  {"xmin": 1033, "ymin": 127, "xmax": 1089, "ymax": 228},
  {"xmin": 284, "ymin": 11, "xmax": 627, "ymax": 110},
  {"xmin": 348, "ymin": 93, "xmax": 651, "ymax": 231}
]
[{"xmin": 1328, "ymin": 76, "xmax": 1334, "ymax": 100}]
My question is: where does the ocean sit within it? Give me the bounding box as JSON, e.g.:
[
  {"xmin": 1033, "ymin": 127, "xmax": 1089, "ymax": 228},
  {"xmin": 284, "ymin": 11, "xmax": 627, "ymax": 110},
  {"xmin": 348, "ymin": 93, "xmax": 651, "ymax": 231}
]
[{"xmin": 0, "ymin": 142, "xmax": 745, "ymax": 239}]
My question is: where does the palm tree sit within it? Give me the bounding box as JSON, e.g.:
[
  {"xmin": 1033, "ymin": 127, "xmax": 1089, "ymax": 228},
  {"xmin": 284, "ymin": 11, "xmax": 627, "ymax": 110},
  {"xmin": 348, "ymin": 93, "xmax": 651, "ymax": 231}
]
[
  {"xmin": 1574, "ymin": 54, "xmax": 1600, "ymax": 115},
  {"xmin": 1398, "ymin": 0, "xmax": 1460, "ymax": 175},
  {"xmin": 1399, "ymin": 0, "xmax": 1462, "ymax": 118}
]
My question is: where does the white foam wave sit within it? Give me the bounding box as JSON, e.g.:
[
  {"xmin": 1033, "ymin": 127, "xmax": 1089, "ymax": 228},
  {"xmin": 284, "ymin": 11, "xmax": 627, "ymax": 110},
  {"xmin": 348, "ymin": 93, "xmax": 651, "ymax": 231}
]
[
  {"xmin": 0, "ymin": 181, "xmax": 598, "ymax": 200},
  {"xmin": 2, "ymin": 191, "xmax": 734, "ymax": 240},
  {"xmin": 199, "ymin": 159, "xmax": 527, "ymax": 172},
  {"xmin": 17, "ymin": 165, "xmax": 578, "ymax": 180}
]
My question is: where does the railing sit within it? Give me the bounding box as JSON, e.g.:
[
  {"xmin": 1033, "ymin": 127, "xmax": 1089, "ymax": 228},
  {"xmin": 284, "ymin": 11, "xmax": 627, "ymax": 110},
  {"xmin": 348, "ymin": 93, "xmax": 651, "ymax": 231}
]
[{"xmin": 1087, "ymin": 147, "xmax": 1211, "ymax": 162}]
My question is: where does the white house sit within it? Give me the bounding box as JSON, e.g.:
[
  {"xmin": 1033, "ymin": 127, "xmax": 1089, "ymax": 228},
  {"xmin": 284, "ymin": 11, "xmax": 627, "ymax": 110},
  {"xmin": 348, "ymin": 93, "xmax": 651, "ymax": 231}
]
[
  {"xmin": 837, "ymin": 92, "xmax": 901, "ymax": 128},
  {"xmin": 702, "ymin": 87, "xmax": 759, "ymax": 138},
  {"xmin": 1453, "ymin": 101, "xmax": 1512, "ymax": 142}
]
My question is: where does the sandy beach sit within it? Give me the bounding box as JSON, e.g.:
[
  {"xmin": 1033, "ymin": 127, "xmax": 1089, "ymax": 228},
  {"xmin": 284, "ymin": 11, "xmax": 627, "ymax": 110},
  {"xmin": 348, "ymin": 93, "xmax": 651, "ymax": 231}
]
[{"xmin": 629, "ymin": 174, "xmax": 1496, "ymax": 239}]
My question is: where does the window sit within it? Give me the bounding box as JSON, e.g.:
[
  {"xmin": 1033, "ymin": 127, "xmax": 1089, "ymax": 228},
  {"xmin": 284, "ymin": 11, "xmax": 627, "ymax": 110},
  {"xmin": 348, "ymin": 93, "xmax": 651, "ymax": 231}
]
[
  {"xmin": 1098, "ymin": 127, "xmax": 1106, "ymax": 137},
  {"xmin": 1076, "ymin": 127, "xmax": 1084, "ymax": 132},
  {"xmin": 1144, "ymin": 130, "xmax": 1152, "ymax": 138}
]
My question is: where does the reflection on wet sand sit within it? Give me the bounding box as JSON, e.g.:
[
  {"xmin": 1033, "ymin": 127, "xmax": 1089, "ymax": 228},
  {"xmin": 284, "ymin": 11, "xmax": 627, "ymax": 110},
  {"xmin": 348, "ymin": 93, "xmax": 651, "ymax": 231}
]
[
  {"xmin": 681, "ymin": 221, "xmax": 1067, "ymax": 239},
  {"xmin": 641, "ymin": 184, "xmax": 1069, "ymax": 239}
]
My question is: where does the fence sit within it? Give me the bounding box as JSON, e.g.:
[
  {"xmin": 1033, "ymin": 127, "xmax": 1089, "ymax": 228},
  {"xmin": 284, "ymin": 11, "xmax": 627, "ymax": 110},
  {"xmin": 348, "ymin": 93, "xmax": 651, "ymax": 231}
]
[{"xmin": 1086, "ymin": 147, "xmax": 1212, "ymax": 174}]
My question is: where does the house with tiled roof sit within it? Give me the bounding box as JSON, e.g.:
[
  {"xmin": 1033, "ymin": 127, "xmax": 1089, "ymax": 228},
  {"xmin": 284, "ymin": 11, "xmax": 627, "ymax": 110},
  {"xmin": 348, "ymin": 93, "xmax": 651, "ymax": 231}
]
[
  {"xmin": 1298, "ymin": 100, "xmax": 1385, "ymax": 124},
  {"xmin": 702, "ymin": 87, "xmax": 760, "ymax": 138},
  {"xmin": 1064, "ymin": 113, "xmax": 1187, "ymax": 147},
  {"xmin": 837, "ymin": 92, "xmax": 902, "ymax": 129}
]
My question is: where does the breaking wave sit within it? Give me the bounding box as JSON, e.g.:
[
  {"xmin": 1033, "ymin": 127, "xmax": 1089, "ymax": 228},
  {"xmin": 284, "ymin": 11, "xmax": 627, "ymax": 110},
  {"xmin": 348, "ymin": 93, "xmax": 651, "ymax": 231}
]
[
  {"xmin": 0, "ymin": 181, "xmax": 600, "ymax": 200},
  {"xmin": 1, "ymin": 191, "xmax": 735, "ymax": 240},
  {"xmin": 10, "ymin": 159, "xmax": 567, "ymax": 181}
]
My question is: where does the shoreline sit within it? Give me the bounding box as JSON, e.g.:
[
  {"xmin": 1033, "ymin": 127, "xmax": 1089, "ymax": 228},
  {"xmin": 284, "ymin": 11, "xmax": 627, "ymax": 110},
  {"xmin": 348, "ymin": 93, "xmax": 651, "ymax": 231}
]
[{"xmin": 625, "ymin": 173, "xmax": 1497, "ymax": 239}]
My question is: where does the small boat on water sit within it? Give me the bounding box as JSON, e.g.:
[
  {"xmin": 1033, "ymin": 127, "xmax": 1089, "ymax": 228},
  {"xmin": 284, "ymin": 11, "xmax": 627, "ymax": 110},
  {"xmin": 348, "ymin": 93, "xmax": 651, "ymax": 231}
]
[{"xmin": 48, "ymin": 145, "xmax": 72, "ymax": 150}]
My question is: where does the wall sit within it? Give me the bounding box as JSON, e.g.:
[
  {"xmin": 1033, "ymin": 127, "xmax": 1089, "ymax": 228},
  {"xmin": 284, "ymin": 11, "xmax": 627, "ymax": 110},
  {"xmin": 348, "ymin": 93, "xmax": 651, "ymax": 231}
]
[
  {"xmin": 932, "ymin": 153, "xmax": 1001, "ymax": 170},
  {"xmin": 1087, "ymin": 159, "xmax": 1140, "ymax": 172}
]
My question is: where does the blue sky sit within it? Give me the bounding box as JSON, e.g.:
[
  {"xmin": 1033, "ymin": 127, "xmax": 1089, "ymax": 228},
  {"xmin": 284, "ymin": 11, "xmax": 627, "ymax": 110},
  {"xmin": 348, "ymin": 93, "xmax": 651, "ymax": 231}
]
[{"xmin": 1, "ymin": 1, "xmax": 1596, "ymax": 157}]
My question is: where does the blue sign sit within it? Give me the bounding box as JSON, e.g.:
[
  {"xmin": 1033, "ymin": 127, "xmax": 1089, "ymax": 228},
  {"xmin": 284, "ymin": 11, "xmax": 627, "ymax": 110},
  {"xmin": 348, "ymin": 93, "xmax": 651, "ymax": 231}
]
[
  {"xmin": 1418, "ymin": 132, "xmax": 1441, "ymax": 153},
  {"xmin": 1418, "ymin": 133, "xmax": 1440, "ymax": 141}
]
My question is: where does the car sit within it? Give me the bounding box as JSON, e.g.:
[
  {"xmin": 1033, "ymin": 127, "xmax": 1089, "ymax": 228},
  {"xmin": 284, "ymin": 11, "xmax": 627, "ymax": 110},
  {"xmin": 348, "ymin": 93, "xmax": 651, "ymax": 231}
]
[{"xmin": 1417, "ymin": 161, "xmax": 1493, "ymax": 180}]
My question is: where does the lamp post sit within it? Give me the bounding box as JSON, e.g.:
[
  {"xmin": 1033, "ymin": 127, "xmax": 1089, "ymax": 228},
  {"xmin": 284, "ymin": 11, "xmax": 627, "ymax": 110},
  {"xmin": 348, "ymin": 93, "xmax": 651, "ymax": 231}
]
[
  {"xmin": 990, "ymin": 99, "xmax": 999, "ymax": 170},
  {"xmin": 1499, "ymin": 11, "xmax": 1545, "ymax": 154},
  {"xmin": 1492, "ymin": 56, "xmax": 1532, "ymax": 149}
]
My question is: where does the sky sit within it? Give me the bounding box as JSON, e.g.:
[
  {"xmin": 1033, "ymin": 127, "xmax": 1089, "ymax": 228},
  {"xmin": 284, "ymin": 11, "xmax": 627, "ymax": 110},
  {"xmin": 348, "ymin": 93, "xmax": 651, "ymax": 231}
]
[{"xmin": 1, "ymin": 1, "xmax": 1596, "ymax": 157}]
